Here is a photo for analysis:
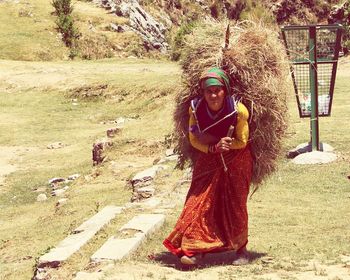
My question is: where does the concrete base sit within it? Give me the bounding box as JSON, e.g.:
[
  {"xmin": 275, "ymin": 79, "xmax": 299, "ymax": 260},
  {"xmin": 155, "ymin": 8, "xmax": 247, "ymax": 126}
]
[
  {"xmin": 292, "ymin": 151, "xmax": 337, "ymax": 164},
  {"xmin": 287, "ymin": 142, "xmax": 334, "ymax": 159},
  {"xmin": 287, "ymin": 142, "xmax": 337, "ymax": 164}
]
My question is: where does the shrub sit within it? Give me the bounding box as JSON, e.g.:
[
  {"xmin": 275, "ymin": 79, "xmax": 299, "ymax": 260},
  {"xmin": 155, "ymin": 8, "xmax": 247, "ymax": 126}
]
[
  {"xmin": 55, "ymin": 14, "xmax": 80, "ymax": 48},
  {"xmin": 171, "ymin": 21, "xmax": 197, "ymax": 61},
  {"xmin": 328, "ymin": 1, "xmax": 350, "ymax": 54},
  {"xmin": 52, "ymin": 0, "xmax": 80, "ymax": 53},
  {"xmin": 52, "ymin": 0, "xmax": 73, "ymax": 16}
]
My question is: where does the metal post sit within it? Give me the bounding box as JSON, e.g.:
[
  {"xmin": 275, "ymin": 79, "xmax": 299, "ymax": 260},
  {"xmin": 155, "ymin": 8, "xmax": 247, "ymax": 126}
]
[{"xmin": 309, "ymin": 25, "xmax": 320, "ymax": 151}]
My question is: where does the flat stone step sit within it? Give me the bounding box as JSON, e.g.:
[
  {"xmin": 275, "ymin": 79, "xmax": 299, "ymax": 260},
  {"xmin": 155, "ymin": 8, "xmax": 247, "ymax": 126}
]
[
  {"xmin": 91, "ymin": 214, "xmax": 165, "ymax": 262},
  {"xmin": 39, "ymin": 206, "xmax": 124, "ymax": 267}
]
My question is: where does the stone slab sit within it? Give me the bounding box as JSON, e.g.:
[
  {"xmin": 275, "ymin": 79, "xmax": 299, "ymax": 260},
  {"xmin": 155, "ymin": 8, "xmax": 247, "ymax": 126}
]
[
  {"xmin": 39, "ymin": 206, "xmax": 123, "ymax": 267},
  {"xmin": 120, "ymin": 214, "xmax": 164, "ymax": 233},
  {"xmin": 91, "ymin": 214, "xmax": 165, "ymax": 261},
  {"xmin": 132, "ymin": 166, "xmax": 159, "ymax": 182},
  {"xmin": 91, "ymin": 236, "xmax": 144, "ymax": 262}
]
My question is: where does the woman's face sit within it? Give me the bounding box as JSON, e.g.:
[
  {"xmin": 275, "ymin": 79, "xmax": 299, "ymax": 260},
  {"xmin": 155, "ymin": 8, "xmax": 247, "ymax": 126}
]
[{"xmin": 203, "ymin": 85, "xmax": 226, "ymax": 112}]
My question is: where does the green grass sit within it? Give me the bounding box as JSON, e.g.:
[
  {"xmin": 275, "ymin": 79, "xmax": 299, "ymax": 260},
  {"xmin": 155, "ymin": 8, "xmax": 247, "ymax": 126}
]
[
  {"xmin": 1, "ymin": 57, "xmax": 349, "ymax": 279},
  {"xmin": 0, "ymin": 0, "xmax": 144, "ymax": 61},
  {"xmin": 116, "ymin": 63, "xmax": 350, "ymax": 279},
  {"xmin": 0, "ymin": 0, "xmax": 68, "ymax": 60},
  {"xmin": 0, "ymin": 59, "xmax": 180, "ymax": 280}
]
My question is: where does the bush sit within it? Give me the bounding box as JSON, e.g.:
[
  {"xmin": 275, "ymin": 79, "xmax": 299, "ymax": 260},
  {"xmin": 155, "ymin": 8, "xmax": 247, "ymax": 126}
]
[
  {"xmin": 171, "ymin": 21, "xmax": 197, "ymax": 61},
  {"xmin": 52, "ymin": 0, "xmax": 80, "ymax": 52},
  {"xmin": 328, "ymin": 1, "xmax": 350, "ymax": 54},
  {"xmin": 56, "ymin": 14, "xmax": 80, "ymax": 48},
  {"xmin": 52, "ymin": 0, "xmax": 73, "ymax": 16}
]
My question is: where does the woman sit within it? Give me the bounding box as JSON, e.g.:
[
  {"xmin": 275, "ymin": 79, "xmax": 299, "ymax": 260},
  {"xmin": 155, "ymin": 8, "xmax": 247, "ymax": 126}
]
[{"xmin": 163, "ymin": 67, "xmax": 253, "ymax": 265}]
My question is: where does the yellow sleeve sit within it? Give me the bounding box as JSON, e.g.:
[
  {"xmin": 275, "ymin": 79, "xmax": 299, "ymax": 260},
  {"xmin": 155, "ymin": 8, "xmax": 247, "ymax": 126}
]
[
  {"xmin": 188, "ymin": 107, "xmax": 209, "ymax": 153},
  {"xmin": 230, "ymin": 102, "xmax": 249, "ymax": 149}
]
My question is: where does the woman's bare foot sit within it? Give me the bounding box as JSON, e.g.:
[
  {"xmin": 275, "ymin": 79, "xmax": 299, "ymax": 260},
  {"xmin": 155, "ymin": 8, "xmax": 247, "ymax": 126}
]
[
  {"xmin": 180, "ymin": 254, "xmax": 203, "ymax": 265},
  {"xmin": 232, "ymin": 247, "xmax": 250, "ymax": 265}
]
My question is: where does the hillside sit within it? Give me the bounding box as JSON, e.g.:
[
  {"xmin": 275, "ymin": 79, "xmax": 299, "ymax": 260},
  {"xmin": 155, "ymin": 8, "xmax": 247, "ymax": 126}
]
[
  {"xmin": 1, "ymin": 1, "xmax": 350, "ymax": 279},
  {"xmin": 0, "ymin": 0, "xmax": 345, "ymax": 61}
]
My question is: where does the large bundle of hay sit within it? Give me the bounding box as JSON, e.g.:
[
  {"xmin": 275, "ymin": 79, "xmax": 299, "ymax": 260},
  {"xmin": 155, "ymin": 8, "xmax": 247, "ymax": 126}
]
[{"xmin": 174, "ymin": 20, "xmax": 290, "ymax": 190}]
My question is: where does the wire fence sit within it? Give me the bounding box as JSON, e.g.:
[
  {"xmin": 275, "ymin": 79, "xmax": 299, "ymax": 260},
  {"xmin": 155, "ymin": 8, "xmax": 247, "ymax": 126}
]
[{"xmin": 281, "ymin": 26, "xmax": 341, "ymax": 117}]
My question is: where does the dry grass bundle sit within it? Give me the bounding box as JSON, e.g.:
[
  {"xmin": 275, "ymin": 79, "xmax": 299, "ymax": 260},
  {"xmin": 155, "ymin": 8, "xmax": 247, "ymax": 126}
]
[{"xmin": 174, "ymin": 20, "xmax": 290, "ymax": 189}]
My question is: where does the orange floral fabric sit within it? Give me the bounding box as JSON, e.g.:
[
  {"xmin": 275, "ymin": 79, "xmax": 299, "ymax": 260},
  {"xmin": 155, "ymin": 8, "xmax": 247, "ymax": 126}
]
[{"xmin": 163, "ymin": 147, "xmax": 253, "ymax": 257}]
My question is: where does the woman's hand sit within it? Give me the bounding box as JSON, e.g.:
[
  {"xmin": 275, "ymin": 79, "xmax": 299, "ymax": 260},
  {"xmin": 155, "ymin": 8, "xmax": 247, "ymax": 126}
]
[
  {"xmin": 216, "ymin": 137, "xmax": 233, "ymax": 152},
  {"xmin": 209, "ymin": 137, "xmax": 233, "ymax": 153}
]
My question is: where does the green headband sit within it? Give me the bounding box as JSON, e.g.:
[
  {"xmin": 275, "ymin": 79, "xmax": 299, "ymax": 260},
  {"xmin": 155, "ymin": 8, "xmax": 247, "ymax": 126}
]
[
  {"xmin": 200, "ymin": 67, "xmax": 231, "ymax": 93},
  {"xmin": 201, "ymin": 77, "xmax": 224, "ymax": 89}
]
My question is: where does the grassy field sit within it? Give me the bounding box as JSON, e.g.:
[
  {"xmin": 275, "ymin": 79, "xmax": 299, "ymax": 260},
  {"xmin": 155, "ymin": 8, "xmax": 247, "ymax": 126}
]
[
  {"xmin": 105, "ymin": 59, "xmax": 350, "ymax": 279},
  {"xmin": 0, "ymin": 58, "xmax": 181, "ymax": 280},
  {"xmin": 0, "ymin": 0, "xmax": 68, "ymax": 60},
  {"xmin": 0, "ymin": 57, "xmax": 349, "ymax": 280},
  {"xmin": 0, "ymin": 0, "xmax": 144, "ymax": 61}
]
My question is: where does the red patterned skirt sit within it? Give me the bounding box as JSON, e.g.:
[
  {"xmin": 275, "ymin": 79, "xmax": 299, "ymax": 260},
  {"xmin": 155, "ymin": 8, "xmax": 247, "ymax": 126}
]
[{"xmin": 163, "ymin": 146, "xmax": 253, "ymax": 257}]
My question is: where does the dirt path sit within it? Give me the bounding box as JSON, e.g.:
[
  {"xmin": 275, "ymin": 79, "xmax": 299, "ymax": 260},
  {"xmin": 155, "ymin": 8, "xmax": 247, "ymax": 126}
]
[
  {"xmin": 0, "ymin": 147, "xmax": 19, "ymax": 188},
  {"xmin": 0, "ymin": 146, "xmax": 35, "ymax": 190},
  {"xmin": 80, "ymin": 257, "xmax": 350, "ymax": 280},
  {"xmin": 0, "ymin": 59, "xmax": 179, "ymax": 91}
]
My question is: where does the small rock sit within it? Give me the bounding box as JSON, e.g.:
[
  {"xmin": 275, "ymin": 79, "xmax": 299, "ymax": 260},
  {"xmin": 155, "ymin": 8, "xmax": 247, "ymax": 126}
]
[
  {"xmin": 109, "ymin": 23, "xmax": 128, "ymax": 32},
  {"xmin": 67, "ymin": 174, "xmax": 80, "ymax": 181},
  {"xmin": 63, "ymin": 186, "xmax": 69, "ymax": 191},
  {"xmin": 56, "ymin": 198, "xmax": 68, "ymax": 207},
  {"xmin": 131, "ymin": 166, "xmax": 158, "ymax": 187},
  {"xmin": 51, "ymin": 189, "xmax": 66, "ymax": 197},
  {"xmin": 47, "ymin": 142, "xmax": 65, "ymax": 149},
  {"xmin": 37, "ymin": 194, "xmax": 48, "ymax": 202},
  {"xmin": 32, "ymin": 267, "xmax": 49, "ymax": 280},
  {"xmin": 165, "ymin": 148, "xmax": 175, "ymax": 157},
  {"xmin": 115, "ymin": 117, "xmax": 126, "ymax": 125},
  {"xmin": 137, "ymin": 186, "xmax": 155, "ymax": 194},
  {"xmin": 107, "ymin": 127, "xmax": 121, "ymax": 138},
  {"xmin": 48, "ymin": 178, "xmax": 65, "ymax": 185},
  {"xmin": 131, "ymin": 186, "xmax": 156, "ymax": 201},
  {"xmin": 157, "ymin": 154, "xmax": 179, "ymax": 164}
]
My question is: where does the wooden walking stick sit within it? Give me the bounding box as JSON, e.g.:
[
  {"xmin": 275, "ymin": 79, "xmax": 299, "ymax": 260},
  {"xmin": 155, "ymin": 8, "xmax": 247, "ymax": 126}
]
[{"xmin": 221, "ymin": 125, "xmax": 235, "ymax": 172}]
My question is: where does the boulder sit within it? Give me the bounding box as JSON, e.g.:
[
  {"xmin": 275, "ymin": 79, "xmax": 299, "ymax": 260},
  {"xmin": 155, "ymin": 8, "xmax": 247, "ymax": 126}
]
[
  {"xmin": 67, "ymin": 174, "xmax": 80, "ymax": 181},
  {"xmin": 92, "ymin": 139, "xmax": 113, "ymax": 166},
  {"xmin": 107, "ymin": 127, "xmax": 121, "ymax": 138},
  {"xmin": 48, "ymin": 177, "xmax": 65, "ymax": 185},
  {"xmin": 96, "ymin": 0, "xmax": 168, "ymax": 52}
]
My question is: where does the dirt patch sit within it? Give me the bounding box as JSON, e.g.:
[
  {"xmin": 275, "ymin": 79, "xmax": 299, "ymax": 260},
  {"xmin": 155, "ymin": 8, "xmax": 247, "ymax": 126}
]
[
  {"xmin": 90, "ymin": 258, "xmax": 350, "ymax": 280},
  {"xmin": 0, "ymin": 146, "xmax": 34, "ymax": 190}
]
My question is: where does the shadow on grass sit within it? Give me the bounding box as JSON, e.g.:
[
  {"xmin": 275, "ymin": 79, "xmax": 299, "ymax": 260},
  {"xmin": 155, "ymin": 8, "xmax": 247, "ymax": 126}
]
[{"xmin": 150, "ymin": 250, "xmax": 267, "ymax": 271}]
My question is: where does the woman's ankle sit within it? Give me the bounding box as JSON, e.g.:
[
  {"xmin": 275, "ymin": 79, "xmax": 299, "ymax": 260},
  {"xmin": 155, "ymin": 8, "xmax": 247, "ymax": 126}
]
[{"xmin": 237, "ymin": 246, "xmax": 248, "ymax": 256}]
